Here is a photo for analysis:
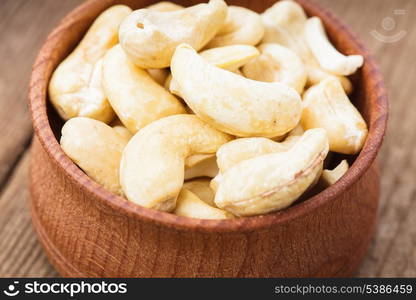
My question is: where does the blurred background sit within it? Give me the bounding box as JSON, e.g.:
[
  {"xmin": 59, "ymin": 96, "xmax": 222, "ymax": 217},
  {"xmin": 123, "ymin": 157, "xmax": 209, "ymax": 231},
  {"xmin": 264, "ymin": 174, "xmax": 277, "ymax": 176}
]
[{"xmin": 0, "ymin": 0, "xmax": 414, "ymax": 277}]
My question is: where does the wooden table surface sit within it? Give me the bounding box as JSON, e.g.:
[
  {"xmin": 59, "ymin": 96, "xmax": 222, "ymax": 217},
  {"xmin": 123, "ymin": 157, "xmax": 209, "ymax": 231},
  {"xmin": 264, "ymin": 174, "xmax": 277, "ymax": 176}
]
[{"xmin": 0, "ymin": 0, "xmax": 414, "ymax": 277}]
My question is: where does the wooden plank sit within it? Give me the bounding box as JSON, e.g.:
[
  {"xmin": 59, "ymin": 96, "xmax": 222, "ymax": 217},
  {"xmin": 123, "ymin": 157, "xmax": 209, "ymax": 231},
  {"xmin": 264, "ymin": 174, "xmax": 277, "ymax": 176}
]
[
  {"xmin": 318, "ymin": 0, "xmax": 416, "ymax": 278},
  {"xmin": 0, "ymin": 0, "xmax": 84, "ymax": 186},
  {"xmin": 0, "ymin": 151, "xmax": 58, "ymax": 277}
]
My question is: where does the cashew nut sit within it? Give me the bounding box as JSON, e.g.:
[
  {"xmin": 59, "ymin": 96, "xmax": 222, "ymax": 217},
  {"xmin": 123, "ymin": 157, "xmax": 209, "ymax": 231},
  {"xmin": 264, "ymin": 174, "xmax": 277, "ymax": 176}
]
[
  {"xmin": 119, "ymin": 0, "xmax": 227, "ymax": 68},
  {"xmin": 183, "ymin": 178, "xmax": 215, "ymax": 206},
  {"xmin": 184, "ymin": 154, "xmax": 219, "ymax": 180},
  {"xmin": 147, "ymin": 1, "xmax": 183, "ymax": 12},
  {"xmin": 320, "ymin": 159, "xmax": 349, "ymax": 186},
  {"xmin": 206, "ymin": 5, "xmax": 264, "ymax": 48},
  {"xmin": 242, "ymin": 43, "xmax": 307, "ymax": 94},
  {"xmin": 61, "ymin": 117, "xmax": 129, "ymax": 195},
  {"xmin": 120, "ymin": 114, "xmax": 232, "ymax": 211},
  {"xmin": 301, "ymin": 78, "xmax": 368, "ymax": 154},
  {"xmin": 261, "ymin": 1, "xmax": 353, "ymax": 93},
  {"xmin": 174, "ymin": 189, "xmax": 233, "ymax": 219},
  {"xmin": 214, "ymin": 128, "xmax": 328, "ymax": 216},
  {"xmin": 102, "ymin": 45, "xmax": 185, "ymax": 133},
  {"xmin": 200, "ymin": 45, "xmax": 260, "ymax": 72},
  {"xmin": 171, "ymin": 44, "xmax": 302, "ymax": 137},
  {"xmin": 49, "ymin": 5, "xmax": 132, "ymax": 122},
  {"xmin": 305, "ymin": 17, "xmax": 364, "ymax": 76}
]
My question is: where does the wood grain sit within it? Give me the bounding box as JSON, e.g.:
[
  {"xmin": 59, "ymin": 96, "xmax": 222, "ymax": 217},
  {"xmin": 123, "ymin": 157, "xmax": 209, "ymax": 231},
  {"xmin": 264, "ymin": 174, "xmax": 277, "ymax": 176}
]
[{"xmin": 0, "ymin": 0, "xmax": 414, "ymax": 277}]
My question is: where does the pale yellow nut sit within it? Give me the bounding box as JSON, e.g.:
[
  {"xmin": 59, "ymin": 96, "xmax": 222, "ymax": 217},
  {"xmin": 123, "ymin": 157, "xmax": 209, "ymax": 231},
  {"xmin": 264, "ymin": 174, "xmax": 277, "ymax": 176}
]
[
  {"xmin": 214, "ymin": 128, "xmax": 329, "ymax": 217},
  {"xmin": 200, "ymin": 45, "xmax": 260, "ymax": 72},
  {"xmin": 261, "ymin": 0, "xmax": 310, "ymax": 59},
  {"xmin": 147, "ymin": 68, "xmax": 170, "ymax": 86},
  {"xmin": 206, "ymin": 5, "xmax": 264, "ymax": 48},
  {"xmin": 183, "ymin": 178, "xmax": 216, "ymax": 207},
  {"xmin": 49, "ymin": 5, "xmax": 132, "ymax": 122},
  {"xmin": 102, "ymin": 45, "xmax": 185, "ymax": 133},
  {"xmin": 112, "ymin": 125, "xmax": 133, "ymax": 140},
  {"xmin": 168, "ymin": 44, "xmax": 259, "ymax": 95},
  {"xmin": 185, "ymin": 154, "xmax": 215, "ymax": 168},
  {"xmin": 147, "ymin": 1, "xmax": 184, "ymax": 12},
  {"xmin": 120, "ymin": 114, "xmax": 232, "ymax": 212},
  {"xmin": 306, "ymin": 62, "xmax": 353, "ymax": 95},
  {"xmin": 174, "ymin": 189, "xmax": 233, "ymax": 220},
  {"xmin": 60, "ymin": 117, "xmax": 129, "ymax": 195},
  {"xmin": 320, "ymin": 159, "xmax": 349, "ymax": 186},
  {"xmin": 216, "ymin": 137, "xmax": 289, "ymax": 174},
  {"xmin": 184, "ymin": 155, "xmax": 219, "ymax": 180},
  {"xmin": 301, "ymin": 78, "xmax": 368, "ymax": 154},
  {"xmin": 242, "ymin": 43, "xmax": 307, "ymax": 94},
  {"xmin": 171, "ymin": 44, "xmax": 302, "ymax": 137},
  {"xmin": 119, "ymin": 0, "xmax": 227, "ymax": 68},
  {"xmin": 261, "ymin": 1, "xmax": 352, "ymax": 94},
  {"xmin": 305, "ymin": 17, "xmax": 364, "ymax": 76}
]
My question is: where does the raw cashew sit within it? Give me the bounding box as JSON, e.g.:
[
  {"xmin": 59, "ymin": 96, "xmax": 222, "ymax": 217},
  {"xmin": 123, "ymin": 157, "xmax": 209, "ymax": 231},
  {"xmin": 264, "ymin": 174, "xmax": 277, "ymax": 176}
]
[
  {"xmin": 214, "ymin": 128, "xmax": 329, "ymax": 216},
  {"xmin": 174, "ymin": 189, "xmax": 233, "ymax": 219},
  {"xmin": 206, "ymin": 6, "xmax": 264, "ymax": 48},
  {"xmin": 200, "ymin": 45, "xmax": 260, "ymax": 72},
  {"xmin": 61, "ymin": 117, "xmax": 129, "ymax": 195},
  {"xmin": 168, "ymin": 44, "xmax": 259, "ymax": 95},
  {"xmin": 184, "ymin": 155, "xmax": 219, "ymax": 180},
  {"xmin": 301, "ymin": 78, "xmax": 368, "ymax": 154},
  {"xmin": 171, "ymin": 44, "xmax": 302, "ymax": 137},
  {"xmin": 49, "ymin": 5, "xmax": 132, "ymax": 122},
  {"xmin": 261, "ymin": 1, "xmax": 353, "ymax": 93},
  {"xmin": 119, "ymin": 0, "xmax": 227, "ymax": 68},
  {"xmin": 102, "ymin": 45, "xmax": 185, "ymax": 133},
  {"xmin": 242, "ymin": 43, "xmax": 307, "ymax": 93},
  {"xmin": 147, "ymin": 1, "xmax": 183, "ymax": 12},
  {"xmin": 305, "ymin": 17, "xmax": 364, "ymax": 76},
  {"xmin": 183, "ymin": 178, "xmax": 215, "ymax": 206},
  {"xmin": 320, "ymin": 160, "xmax": 349, "ymax": 186},
  {"xmin": 120, "ymin": 114, "xmax": 232, "ymax": 211}
]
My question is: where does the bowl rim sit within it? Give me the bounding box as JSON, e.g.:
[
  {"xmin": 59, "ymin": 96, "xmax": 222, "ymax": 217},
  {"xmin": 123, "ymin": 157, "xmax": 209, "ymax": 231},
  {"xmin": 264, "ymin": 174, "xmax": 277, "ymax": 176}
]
[{"xmin": 29, "ymin": 0, "xmax": 388, "ymax": 233}]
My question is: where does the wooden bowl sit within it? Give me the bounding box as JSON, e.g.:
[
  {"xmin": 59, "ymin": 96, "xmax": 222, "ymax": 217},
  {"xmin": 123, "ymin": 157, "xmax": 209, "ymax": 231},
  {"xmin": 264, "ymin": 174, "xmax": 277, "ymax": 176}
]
[{"xmin": 29, "ymin": 0, "xmax": 388, "ymax": 277}]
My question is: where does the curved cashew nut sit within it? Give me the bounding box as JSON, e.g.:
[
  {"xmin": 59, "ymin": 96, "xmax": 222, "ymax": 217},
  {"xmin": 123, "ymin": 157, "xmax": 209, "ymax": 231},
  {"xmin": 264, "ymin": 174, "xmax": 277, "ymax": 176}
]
[
  {"xmin": 61, "ymin": 117, "xmax": 129, "ymax": 195},
  {"xmin": 183, "ymin": 178, "xmax": 215, "ymax": 206},
  {"xmin": 168, "ymin": 44, "xmax": 259, "ymax": 95},
  {"xmin": 171, "ymin": 44, "xmax": 302, "ymax": 137},
  {"xmin": 206, "ymin": 6, "xmax": 264, "ymax": 48},
  {"xmin": 214, "ymin": 128, "xmax": 329, "ymax": 216},
  {"xmin": 119, "ymin": 0, "xmax": 227, "ymax": 68},
  {"xmin": 242, "ymin": 43, "xmax": 307, "ymax": 94},
  {"xmin": 211, "ymin": 124, "xmax": 304, "ymax": 191},
  {"xmin": 305, "ymin": 17, "xmax": 364, "ymax": 76},
  {"xmin": 301, "ymin": 78, "xmax": 368, "ymax": 154},
  {"xmin": 320, "ymin": 159, "xmax": 349, "ymax": 187},
  {"xmin": 261, "ymin": 1, "xmax": 353, "ymax": 93},
  {"xmin": 174, "ymin": 189, "xmax": 233, "ymax": 219},
  {"xmin": 102, "ymin": 45, "xmax": 185, "ymax": 133},
  {"xmin": 49, "ymin": 5, "xmax": 132, "ymax": 122},
  {"xmin": 147, "ymin": 1, "xmax": 183, "ymax": 12},
  {"xmin": 184, "ymin": 155, "xmax": 219, "ymax": 180},
  {"xmin": 120, "ymin": 114, "xmax": 232, "ymax": 211},
  {"xmin": 200, "ymin": 45, "xmax": 260, "ymax": 72}
]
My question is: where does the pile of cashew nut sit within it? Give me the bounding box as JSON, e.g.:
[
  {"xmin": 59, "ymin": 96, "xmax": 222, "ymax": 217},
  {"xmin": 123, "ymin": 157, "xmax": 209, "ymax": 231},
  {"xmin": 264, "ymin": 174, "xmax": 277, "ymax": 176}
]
[{"xmin": 50, "ymin": 0, "xmax": 368, "ymax": 219}]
